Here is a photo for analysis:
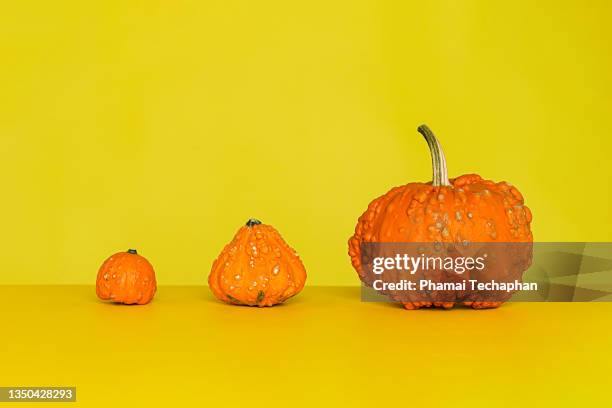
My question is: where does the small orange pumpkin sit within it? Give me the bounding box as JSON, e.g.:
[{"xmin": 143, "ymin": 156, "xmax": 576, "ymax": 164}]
[
  {"xmin": 348, "ymin": 125, "xmax": 533, "ymax": 310},
  {"xmin": 96, "ymin": 249, "xmax": 157, "ymax": 305},
  {"xmin": 209, "ymin": 219, "xmax": 307, "ymax": 307}
]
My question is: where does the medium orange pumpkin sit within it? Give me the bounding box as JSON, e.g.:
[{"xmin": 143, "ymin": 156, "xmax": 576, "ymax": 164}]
[
  {"xmin": 209, "ymin": 219, "xmax": 307, "ymax": 307},
  {"xmin": 348, "ymin": 125, "xmax": 533, "ymax": 309},
  {"xmin": 96, "ymin": 249, "xmax": 157, "ymax": 305}
]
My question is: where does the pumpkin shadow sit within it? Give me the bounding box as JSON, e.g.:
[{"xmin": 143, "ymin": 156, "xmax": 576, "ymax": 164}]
[
  {"xmin": 95, "ymin": 298, "xmax": 153, "ymax": 307},
  {"xmin": 201, "ymin": 291, "xmax": 297, "ymax": 308},
  {"xmin": 201, "ymin": 292, "xmax": 221, "ymax": 304}
]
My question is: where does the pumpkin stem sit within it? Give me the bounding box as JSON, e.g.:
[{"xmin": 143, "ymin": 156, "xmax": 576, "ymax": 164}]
[
  {"xmin": 127, "ymin": 249, "xmax": 137, "ymax": 254},
  {"xmin": 246, "ymin": 219, "xmax": 262, "ymax": 227},
  {"xmin": 417, "ymin": 124, "xmax": 450, "ymax": 187}
]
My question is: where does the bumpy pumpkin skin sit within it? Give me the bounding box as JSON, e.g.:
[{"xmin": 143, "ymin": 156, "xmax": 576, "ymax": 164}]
[
  {"xmin": 209, "ymin": 220, "xmax": 307, "ymax": 307},
  {"xmin": 96, "ymin": 249, "xmax": 157, "ymax": 305},
  {"xmin": 348, "ymin": 126, "xmax": 533, "ymax": 310}
]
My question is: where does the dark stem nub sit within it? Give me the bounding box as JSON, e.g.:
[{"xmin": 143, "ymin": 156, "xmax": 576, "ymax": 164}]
[
  {"xmin": 127, "ymin": 249, "xmax": 138, "ymax": 254},
  {"xmin": 246, "ymin": 218, "xmax": 262, "ymax": 227}
]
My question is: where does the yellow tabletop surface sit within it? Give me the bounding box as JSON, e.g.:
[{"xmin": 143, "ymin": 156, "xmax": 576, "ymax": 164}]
[{"xmin": 1, "ymin": 285, "xmax": 610, "ymax": 407}]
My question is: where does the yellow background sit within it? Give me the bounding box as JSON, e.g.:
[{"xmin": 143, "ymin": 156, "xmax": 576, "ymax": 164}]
[
  {"xmin": 1, "ymin": 0, "xmax": 612, "ymax": 285},
  {"xmin": 2, "ymin": 3, "xmax": 612, "ymax": 406}
]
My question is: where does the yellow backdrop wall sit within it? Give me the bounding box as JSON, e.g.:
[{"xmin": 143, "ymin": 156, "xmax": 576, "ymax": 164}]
[{"xmin": 2, "ymin": 0, "xmax": 611, "ymax": 284}]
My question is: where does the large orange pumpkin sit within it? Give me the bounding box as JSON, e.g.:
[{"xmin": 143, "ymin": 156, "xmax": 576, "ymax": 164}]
[
  {"xmin": 209, "ymin": 219, "xmax": 307, "ymax": 307},
  {"xmin": 348, "ymin": 125, "xmax": 533, "ymax": 309},
  {"xmin": 96, "ymin": 249, "xmax": 157, "ymax": 305}
]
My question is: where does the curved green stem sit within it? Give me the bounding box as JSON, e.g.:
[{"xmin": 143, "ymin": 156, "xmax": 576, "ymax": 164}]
[{"xmin": 417, "ymin": 124, "xmax": 450, "ymax": 187}]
